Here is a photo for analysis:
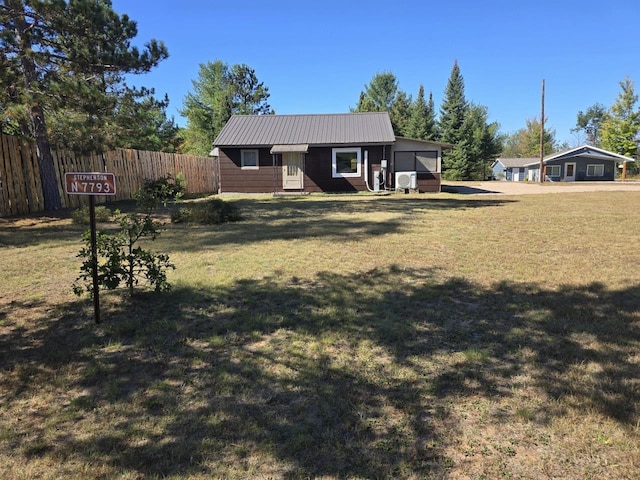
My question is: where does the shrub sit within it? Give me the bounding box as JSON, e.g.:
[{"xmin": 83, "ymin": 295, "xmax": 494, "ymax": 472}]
[
  {"xmin": 73, "ymin": 211, "xmax": 175, "ymax": 298},
  {"xmin": 135, "ymin": 173, "xmax": 187, "ymax": 212},
  {"xmin": 171, "ymin": 198, "xmax": 242, "ymax": 225},
  {"xmin": 71, "ymin": 205, "xmax": 112, "ymax": 225}
]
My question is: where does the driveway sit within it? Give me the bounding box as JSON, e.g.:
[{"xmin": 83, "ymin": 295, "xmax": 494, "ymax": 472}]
[{"xmin": 442, "ymin": 181, "xmax": 640, "ymax": 195}]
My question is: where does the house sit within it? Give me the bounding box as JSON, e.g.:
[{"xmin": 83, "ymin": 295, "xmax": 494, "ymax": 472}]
[
  {"xmin": 491, "ymin": 157, "xmax": 538, "ymax": 181},
  {"xmin": 524, "ymin": 145, "xmax": 635, "ymax": 182},
  {"xmin": 212, "ymin": 112, "xmax": 451, "ymax": 194}
]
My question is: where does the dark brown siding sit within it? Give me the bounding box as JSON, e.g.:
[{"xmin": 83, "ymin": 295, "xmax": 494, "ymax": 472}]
[
  {"xmin": 219, "ymin": 148, "xmax": 275, "ymax": 193},
  {"xmin": 219, "ymin": 145, "xmax": 391, "ymax": 193},
  {"xmin": 417, "ymin": 172, "xmax": 442, "ymax": 192}
]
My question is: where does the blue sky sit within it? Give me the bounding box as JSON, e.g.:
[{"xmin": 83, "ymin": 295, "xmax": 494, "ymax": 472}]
[{"xmin": 111, "ymin": 0, "xmax": 640, "ymax": 146}]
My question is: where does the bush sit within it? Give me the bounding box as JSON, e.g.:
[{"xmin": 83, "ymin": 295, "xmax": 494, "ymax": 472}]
[
  {"xmin": 171, "ymin": 198, "xmax": 242, "ymax": 225},
  {"xmin": 71, "ymin": 205, "xmax": 112, "ymax": 225},
  {"xmin": 135, "ymin": 173, "xmax": 186, "ymax": 212},
  {"xmin": 73, "ymin": 211, "xmax": 174, "ymax": 298}
]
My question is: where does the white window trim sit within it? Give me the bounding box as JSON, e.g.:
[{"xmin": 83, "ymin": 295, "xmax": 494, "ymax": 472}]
[
  {"xmin": 546, "ymin": 165, "xmax": 560, "ymax": 177},
  {"xmin": 332, "ymin": 147, "xmax": 361, "ymax": 178},
  {"xmin": 586, "ymin": 164, "xmax": 604, "ymax": 177},
  {"xmin": 241, "ymin": 149, "xmax": 259, "ymax": 170}
]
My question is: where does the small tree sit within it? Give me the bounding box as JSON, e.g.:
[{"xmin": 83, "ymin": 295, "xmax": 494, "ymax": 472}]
[
  {"xmin": 73, "ymin": 213, "xmax": 174, "ymax": 297},
  {"xmin": 73, "ymin": 175, "xmax": 185, "ymax": 299}
]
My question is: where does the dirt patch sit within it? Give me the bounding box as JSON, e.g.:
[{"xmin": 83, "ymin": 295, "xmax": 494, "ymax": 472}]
[{"xmin": 443, "ymin": 181, "xmax": 640, "ymax": 195}]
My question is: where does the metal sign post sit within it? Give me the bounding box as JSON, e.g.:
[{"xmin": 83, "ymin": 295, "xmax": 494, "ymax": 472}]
[{"xmin": 65, "ymin": 172, "xmax": 117, "ymax": 323}]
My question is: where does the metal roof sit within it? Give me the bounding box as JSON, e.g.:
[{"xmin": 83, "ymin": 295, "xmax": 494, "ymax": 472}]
[
  {"xmin": 523, "ymin": 145, "xmax": 635, "ymax": 167},
  {"xmin": 493, "ymin": 157, "xmax": 538, "ymax": 168},
  {"xmin": 214, "ymin": 112, "xmax": 396, "ymax": 147}
]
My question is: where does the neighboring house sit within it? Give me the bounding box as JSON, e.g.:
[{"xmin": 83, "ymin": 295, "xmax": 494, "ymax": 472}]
[
  {"xmin": 525, "ymin": 145, "xmax": 635, "ymax": 182},
  {"xmin": 212, "ymin": 112, "xmax": 451, "ymax": 194},
  {"xmin": 491, "ymin": 145, "xmax": 635, "ymax": 182},
  {"xmin": 491, "ymin": 157, "xmax": 538, "ymax": 181}
]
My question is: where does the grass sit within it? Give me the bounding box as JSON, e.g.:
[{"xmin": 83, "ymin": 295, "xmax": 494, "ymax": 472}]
[{"xmin": 1, "ymin": 190, "xmax": 640, "ymax": 479}]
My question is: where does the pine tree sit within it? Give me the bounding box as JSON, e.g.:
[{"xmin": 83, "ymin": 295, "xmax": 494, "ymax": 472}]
[
  {"xmin": 353, "ymin": 72, "xmax": 399, "ymax": 112},
  {"xmin": 181, "ymin": 60, "xmax": 272, "ymax": 155},
  {"xmin": 425, "ymin": 91, "xmax": 438, "ymax": 140},
  {"xmin": 439, "ymin": 61, "xmax": 468, "ymax": 146},
  {"xmin": 439, "ymin": 61, "xmax": 470, "ymax": 179},
  {"xmin": 0, "ymin": 0, "xmax": 169, "ymax": 209},
  {"xmin": 464, "ymin": 104, "xmax": 503, "ymax": 179},
  {"xmin": 389, "ymin": 91, "xmax": 412, "ymax": 136},
  {"xmin": 439, "ymin": 62, "xmax": 502, "ymax": 180},
  {"xmin": 407, "ymin": 85, "xmax": 438, "ymax": 140}
]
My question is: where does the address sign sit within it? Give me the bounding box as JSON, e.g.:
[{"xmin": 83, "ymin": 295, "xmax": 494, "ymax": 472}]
[{"xmin": 65, "ymin": 172, "xmax": 116, "ymax": 195}]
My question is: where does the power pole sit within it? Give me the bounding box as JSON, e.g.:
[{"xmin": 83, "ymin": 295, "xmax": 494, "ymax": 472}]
[{"xmin": 539, "ymin": 79, "xmax": 545, "ymax": 183}]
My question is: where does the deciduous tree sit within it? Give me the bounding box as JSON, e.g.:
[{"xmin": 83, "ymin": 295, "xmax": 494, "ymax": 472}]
[
  {"xmin": 502, "ymin": 117, "xmax": 557, "ymax": 158},
  {"xmin": 600, "ymin": 77, "xmax": 640, "ymax": 160},
  {"xmin": 572, "ymin": 103, "xmax": 608, "ymax": 147}
]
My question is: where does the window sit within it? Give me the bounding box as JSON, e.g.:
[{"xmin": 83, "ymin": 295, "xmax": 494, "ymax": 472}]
[
  {"xmin": 546, "ymin": 165, "xmax": 560, "ymax": 177},
  {"xmin": 586, "ymin": 164, "xmax": 604, "ymax": 177},
  {"xmin": 332, "ymin": 148, "xmax": 361, "ymax": 178},
  {"xmin": 241, "ymin": 150, "xmax": 259, "ymax": 169},
  {"xmin": 394, "ymin": 151, "xmax": 438, "ymax": 172}
]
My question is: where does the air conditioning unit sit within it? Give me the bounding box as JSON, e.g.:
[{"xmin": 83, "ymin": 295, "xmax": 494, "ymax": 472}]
[{"xmin": 395, "ymin": 171, "xmax": 417, "ymax": 190}]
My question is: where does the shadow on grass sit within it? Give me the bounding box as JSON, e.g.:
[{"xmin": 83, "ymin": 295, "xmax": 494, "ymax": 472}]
[
  {"xmin": 166, "ymin": 196, "xmax": 515, "ymax": 249},
  {"xmin": 3, "ymin": 266, "xmax": 640, "ymax": 478},
  {"xmin": 1, "ymin": 196, "xmax": 514, "ymax": 250}
]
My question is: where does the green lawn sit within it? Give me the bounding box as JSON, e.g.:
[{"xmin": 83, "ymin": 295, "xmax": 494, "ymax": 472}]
[{"xmin": 1, "ymin": 191, "xmax": 639, "ymax": 479}]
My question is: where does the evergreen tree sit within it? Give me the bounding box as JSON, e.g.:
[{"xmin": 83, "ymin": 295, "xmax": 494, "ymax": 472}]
[
  {"xmin": 439, "ymin": 60, "xmax": 468, "ymax": 146},
  {"xmin": 353, "ymin": 72, "xmax": 416, "ymax": 136},
  {"xmin": 0, "ymin": 0, "xmax": 169, "ymax": 209},
  {"xmin": 353, "ymin": 72, "xmax": 399, "ymax": 112},
  {"xmin": 439, "ymin": 61, "xmax": 470, "ymax": 179},
  {"xmin": 389, "ymin": 90, "xmax": 412, "ymax": 136},
  {"xmin": 181, "ymin": 60, "xmax": 272, "ymax": 155},
  {"xmin": 600, "ymin": 77, "xmax": 640, "ymax": 160},
  {"xmin": 228, "ymin": 64, "xmax": 272, "ymax": 115},
  {"xmin": 407, "ymin": 85, "xmax": 438, "ymax": 140},
  {"xmin": 464, "ymin": 103, "xmax": 502, "ymax": 179},
  {"xmin": 439, "ymin": 61, "xmax": 502, "ymax": 179},
  {"xmin": 110, "ymin": 89, "xmax": 181, "ymax": 152},
  {"xmin": 424, "ymin": 91, "xmax": 438, "ymax": 140}
]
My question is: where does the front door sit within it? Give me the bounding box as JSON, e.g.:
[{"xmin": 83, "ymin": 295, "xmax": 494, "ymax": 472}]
[
  {"xmin": 282, "ymin": 153, "xmax": 304, "ymax": 189},
  {"xmin": 565, "ymin": 162, "xmax": 576, "ymax": 182}
]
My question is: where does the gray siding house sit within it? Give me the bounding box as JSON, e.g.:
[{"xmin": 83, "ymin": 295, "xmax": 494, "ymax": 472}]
[
  {"xmin": 212, "ymin": 113, "xmax": 451, "ymax": 194},
  {"xmin": 525, "ymin": 145, "xmax": 634, "ymax": 182},
  {"xmin": 491, "ymin": 157, "xmax": 538, "ymax": 181}
]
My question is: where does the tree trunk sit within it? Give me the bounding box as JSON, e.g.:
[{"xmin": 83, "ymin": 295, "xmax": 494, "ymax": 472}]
[{"xmin": 10, "ymin": 0, "xmax": 62, "ymax": 210}]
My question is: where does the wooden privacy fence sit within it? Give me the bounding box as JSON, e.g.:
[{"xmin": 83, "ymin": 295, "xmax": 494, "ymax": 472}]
[{"xmin": 0, "ymin": 133, "xmax": 218, "ymax": 217}]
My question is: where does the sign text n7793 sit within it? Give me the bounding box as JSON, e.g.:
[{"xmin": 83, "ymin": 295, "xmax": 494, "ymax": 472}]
[{"xmin": 65, "ymin": 172, "xmax": 116, "ymax": 196}]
